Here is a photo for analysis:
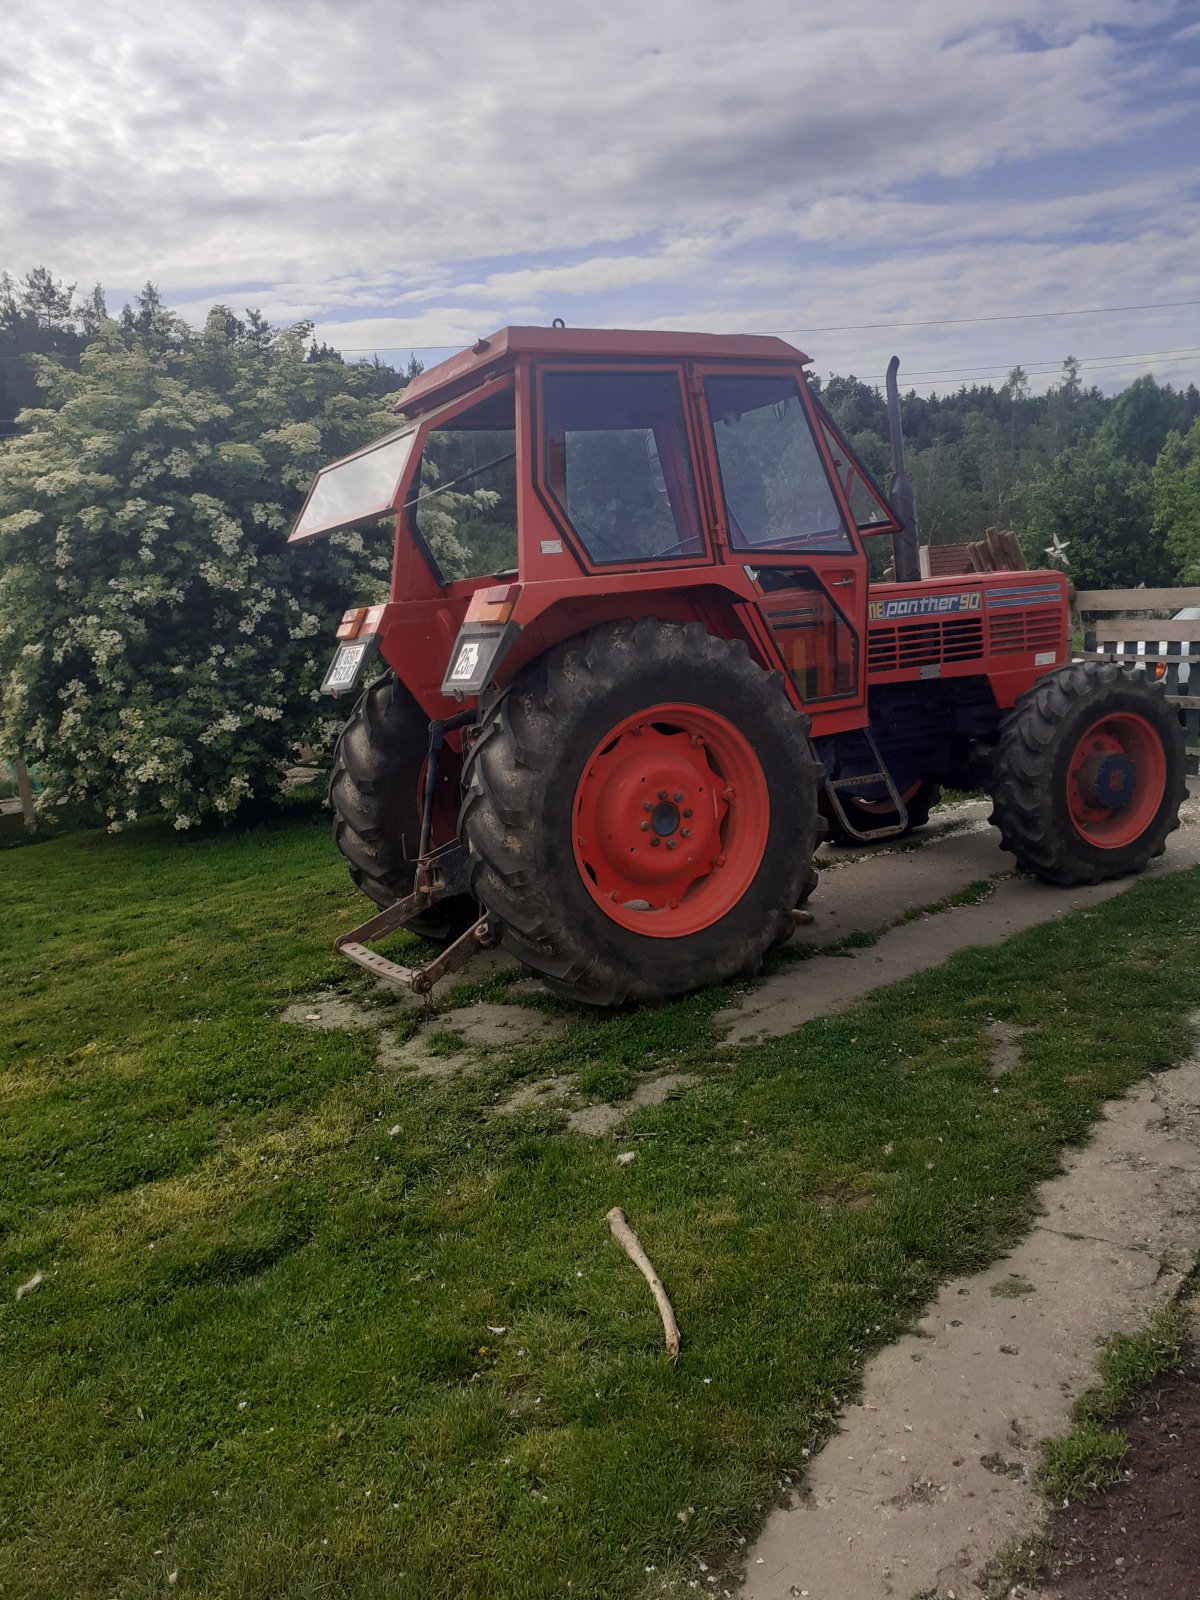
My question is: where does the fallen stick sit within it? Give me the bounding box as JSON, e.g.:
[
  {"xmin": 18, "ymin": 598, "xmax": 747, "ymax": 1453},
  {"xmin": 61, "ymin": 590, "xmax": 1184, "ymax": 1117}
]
[{"xmin": 605, "ymin": 1206, "xmax": 681, "ymax": 1360}]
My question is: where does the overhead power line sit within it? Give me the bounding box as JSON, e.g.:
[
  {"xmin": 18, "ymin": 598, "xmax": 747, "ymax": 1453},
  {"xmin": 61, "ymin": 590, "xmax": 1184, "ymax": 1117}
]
[
  {"xmin": 856, "ymin": 345, "xmax": 1200, "ymax": 385},
  {"xmin": 328, "ymin": 296, "xmax": 1200, "ymax": 353},
  {"xmin": 762, "ymin": 298, "xmax": 1200, "ymax": 338}
]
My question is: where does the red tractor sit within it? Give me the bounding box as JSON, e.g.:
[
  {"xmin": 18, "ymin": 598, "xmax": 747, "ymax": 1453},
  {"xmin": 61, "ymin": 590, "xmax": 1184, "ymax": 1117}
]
[{"xmin": 289, "ymin": 326, "xmax": 1187, "ymax": 1006}]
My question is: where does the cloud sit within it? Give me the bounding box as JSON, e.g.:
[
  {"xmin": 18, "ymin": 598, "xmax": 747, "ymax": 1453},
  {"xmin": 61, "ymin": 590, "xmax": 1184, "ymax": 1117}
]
[
  {"xmin": 0, "ymin": 0, "xmax": 1196, "ymax": 391},
  {"xmin": 410, "ymin": 243, "xmax": 715, "ymax": 304}
]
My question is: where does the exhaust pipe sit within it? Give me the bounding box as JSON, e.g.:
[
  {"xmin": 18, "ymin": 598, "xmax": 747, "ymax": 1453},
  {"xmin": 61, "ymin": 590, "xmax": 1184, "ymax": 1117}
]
[{"xmin": 885, "ymin": 356, "xmax": 921, "ymax": 583}]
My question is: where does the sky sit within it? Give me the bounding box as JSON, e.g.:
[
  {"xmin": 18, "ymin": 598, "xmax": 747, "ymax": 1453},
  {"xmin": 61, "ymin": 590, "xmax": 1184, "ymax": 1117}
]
[{"xmin": 2, "ymin": 0, "xmax": 1199, "ymax": 394}]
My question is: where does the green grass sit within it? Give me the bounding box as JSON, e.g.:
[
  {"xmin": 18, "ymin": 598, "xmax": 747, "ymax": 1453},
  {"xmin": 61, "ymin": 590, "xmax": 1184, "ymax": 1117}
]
[
  {"xmin": 986, "ymin": 1289, "xmax": 1196, "ymax": 1593},
  {"xmin": 1077, "ymin": 1299, "xmax": 1192, "ymax": 1423},
  {"xmin": 990, "ymin": 1274, "xmax": 1036, "ymax": 1299},
  {"xmin": 422, "ymin": 1028, "xmax": 472, "ymax": 1058},
  {"xmin": 1036, "ymin": 1298, "xmax": 1192, "ymax": 1502},
  {"xmin": 980, "ymin": 1532, "xmax": 1055, "ymax": 1598},
  {"xmin": 3, "ymin": 805, "xmax": 1200, "ymax": 1599},
  {"xmin": 1038, "ymin": 1420, "xmax": 1129, "ymax": 1501}
]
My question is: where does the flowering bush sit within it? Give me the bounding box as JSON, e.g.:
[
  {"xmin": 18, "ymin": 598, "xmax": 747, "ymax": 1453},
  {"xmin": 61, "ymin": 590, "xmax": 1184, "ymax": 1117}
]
[{"xmin": 0, "ymin": 307, "xmax": 403, "ymax": 828}]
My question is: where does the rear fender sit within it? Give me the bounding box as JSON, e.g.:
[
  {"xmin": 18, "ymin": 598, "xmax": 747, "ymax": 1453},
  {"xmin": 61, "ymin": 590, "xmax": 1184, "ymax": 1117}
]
[
  {"xmin": 371, "ymin": 577, "xmax": 791, "ymax": 723},
  {"xmin": 492, "ymin": 579, "xmax": 780, "ymax": 689}
]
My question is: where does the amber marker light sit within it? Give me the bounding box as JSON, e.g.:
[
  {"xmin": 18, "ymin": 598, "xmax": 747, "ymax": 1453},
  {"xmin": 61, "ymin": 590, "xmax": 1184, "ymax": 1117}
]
[
  {"xmin": 336, "ymin": 607, "xmax": 367, "ymax": 640},
  {"xmin": 465, "ymin": 584, "xmax": 520, "ymax": 626}
]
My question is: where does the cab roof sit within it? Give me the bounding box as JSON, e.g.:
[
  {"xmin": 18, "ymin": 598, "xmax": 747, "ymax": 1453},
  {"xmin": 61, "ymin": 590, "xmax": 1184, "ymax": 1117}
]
[{"xmin": 394, "ymin": 325, "xmax": 811, "ymax": 416}]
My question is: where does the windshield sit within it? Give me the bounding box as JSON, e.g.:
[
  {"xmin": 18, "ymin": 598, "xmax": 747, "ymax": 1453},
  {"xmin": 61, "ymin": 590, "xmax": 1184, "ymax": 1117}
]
[{"xmin": 408, "ymin": 387, "xmax": 517, "ymax": 582}]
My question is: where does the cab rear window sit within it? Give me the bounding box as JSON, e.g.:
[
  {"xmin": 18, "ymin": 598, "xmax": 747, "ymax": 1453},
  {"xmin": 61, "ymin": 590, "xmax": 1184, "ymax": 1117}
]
[{"xmin": 408, "ymin": 387, "xmax": 517, "ymax": 582}]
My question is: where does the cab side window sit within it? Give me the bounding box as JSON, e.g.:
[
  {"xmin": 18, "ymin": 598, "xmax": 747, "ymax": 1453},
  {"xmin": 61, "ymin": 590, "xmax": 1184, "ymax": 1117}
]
[{"xmin": 542, "ymin": 370, "xmax": 703, "ymax": 564}]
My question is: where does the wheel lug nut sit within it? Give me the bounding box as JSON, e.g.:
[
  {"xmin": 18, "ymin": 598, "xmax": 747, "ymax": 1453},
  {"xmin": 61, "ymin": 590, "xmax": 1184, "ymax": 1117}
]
[
  {"xmin": 666, "ymin": 839, "xmax": 678, "ymax": 850},
  {"xmin": 682, "ymin": 807, "xmax": 693, "ymax": 818},
  {"xmin": 672, "ymin": 792, "xmax": 683, "ymax": 803},
  {"xmin": 657, "ymin": 789, "xmax": 668, "ymax": 800},
  {"xmin": 643, "ymin": 801, "xmax": 653, "ymax": 812},
  {"xmin": 650, "ymin": 837, "xmax": 661, "ymax": 848},
  {"xmin": 640, "ymin": 821, "xmax": 650, "ymax": 831},
  {"xmin": 681, "ymin": 828, "xmax": 691, "ymax": 838}
]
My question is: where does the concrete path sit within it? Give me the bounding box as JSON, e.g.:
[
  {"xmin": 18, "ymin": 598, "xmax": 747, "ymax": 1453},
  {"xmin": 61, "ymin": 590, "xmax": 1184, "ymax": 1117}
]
[
  {"xmin": 742, "ymin": 1042, "xmax": 1200, "ymax": 1600},
  {"xmin": 794, "ymin": 806, "xmax": 999, "ymax": 954},
  {"xmin": 721, "ymin": 801, "xmax": 1200, "ymax": 1043}
]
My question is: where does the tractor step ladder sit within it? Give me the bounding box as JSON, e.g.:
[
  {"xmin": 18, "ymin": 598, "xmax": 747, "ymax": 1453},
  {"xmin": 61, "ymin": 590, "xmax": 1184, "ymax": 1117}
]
[
  {"xmin": 822, "ymin": 727, "xmax": 912, "ymax": 843},
  {"xmin": 336, "ymin": 893, "xmax": 491, "ymax": 996}
]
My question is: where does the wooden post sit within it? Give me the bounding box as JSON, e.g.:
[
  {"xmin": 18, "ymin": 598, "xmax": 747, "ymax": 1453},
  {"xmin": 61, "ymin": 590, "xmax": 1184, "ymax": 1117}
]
[{"xmin": 12, "ymin": 755, "xmax": 35, "ymax": 831}]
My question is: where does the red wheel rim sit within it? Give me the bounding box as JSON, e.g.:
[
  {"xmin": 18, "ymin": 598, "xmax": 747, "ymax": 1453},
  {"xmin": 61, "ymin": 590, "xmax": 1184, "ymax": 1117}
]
[
  {"xmin": 1065, "ymin": 712, "xmax": 1165, "ymax": 848},
  {"xmin": 572, "ymin": 702, "xmax": 770, "ymax": 938}
]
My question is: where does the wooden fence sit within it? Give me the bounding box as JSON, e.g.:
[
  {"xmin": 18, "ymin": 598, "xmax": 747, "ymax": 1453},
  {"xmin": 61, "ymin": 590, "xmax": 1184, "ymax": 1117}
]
[{"xmin": 1076, "ymin": 587, "xmax": 1200, "ymax": 776}]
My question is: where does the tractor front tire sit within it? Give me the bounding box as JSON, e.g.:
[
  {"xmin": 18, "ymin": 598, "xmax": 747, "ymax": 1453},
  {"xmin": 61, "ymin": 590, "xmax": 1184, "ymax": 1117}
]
[
  {"xmin": 459, "ymin": 619, "xmax": 823, "ymax": 1007},
  {"xmin": 989, "ymin": 660, "xmax": 1186, "ymax": 886},
  {"xmin": 328, "ymin": 672, "xmax": 471, "ymax": 937}
]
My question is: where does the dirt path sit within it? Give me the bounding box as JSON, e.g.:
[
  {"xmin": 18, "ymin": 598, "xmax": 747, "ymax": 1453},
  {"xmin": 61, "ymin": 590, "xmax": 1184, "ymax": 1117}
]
[
  {"xmin": 721, "ymin": 799, "xmax": 1200, "ymax": 1044},
  {"xmin": 741, "ymin": 1040, "xmax": 1200, "ymax": 1600},
  {"xmin": 1027, "ymin": 1296, "xmax": 1200, "ymax": 1599}
]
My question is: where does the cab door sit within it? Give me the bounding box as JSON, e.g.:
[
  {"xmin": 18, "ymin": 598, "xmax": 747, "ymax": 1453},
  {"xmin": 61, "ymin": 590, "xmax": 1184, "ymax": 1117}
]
[{"xmin": 690, "ymin": 366, "xmax": 868, "ymax": 718}]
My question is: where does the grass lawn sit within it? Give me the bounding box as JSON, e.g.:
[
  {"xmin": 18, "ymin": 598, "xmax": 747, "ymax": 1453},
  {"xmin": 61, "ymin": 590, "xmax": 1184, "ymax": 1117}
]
[{"xmin": 3, "ymin": 802, "xmax": 1200, "ymax": 1599}]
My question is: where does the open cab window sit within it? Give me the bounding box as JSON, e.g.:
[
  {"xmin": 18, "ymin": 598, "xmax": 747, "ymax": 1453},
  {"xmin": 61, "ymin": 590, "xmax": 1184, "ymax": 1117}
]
[
  {"xmin": 812, "ymin": 402, "xmax": 900, "ymax": 536},
  {"xmin": 288, "ymin": 428, "xmax": 417, "ymax": 543}
]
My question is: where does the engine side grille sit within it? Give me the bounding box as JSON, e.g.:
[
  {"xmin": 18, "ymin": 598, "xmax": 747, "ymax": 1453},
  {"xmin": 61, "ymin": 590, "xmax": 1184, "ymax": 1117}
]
[
  {"xmin": 867, "ymin": 615, "xmax": 984, "ymax": 673},
  {"xmin": 988, "ymin": 608, "xmax": 1062, "ymax": 655}
]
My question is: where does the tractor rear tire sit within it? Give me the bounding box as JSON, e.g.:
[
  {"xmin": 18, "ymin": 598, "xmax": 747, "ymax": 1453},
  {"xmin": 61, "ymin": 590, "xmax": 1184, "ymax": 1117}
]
[
  {"xmin": 825, "ymin": 777, "xmax": 942, "ymax": 845},
  {"xmin": 988, "ymin": 660, "xmax": 1186, "ymax": 885},
  {"xmin": 459, "ymin": 619, "xmax": 823, "ymax": 1007},
  {"xmin": 328, "ymin": 672, "xmax": 472, "ymax": 937}
]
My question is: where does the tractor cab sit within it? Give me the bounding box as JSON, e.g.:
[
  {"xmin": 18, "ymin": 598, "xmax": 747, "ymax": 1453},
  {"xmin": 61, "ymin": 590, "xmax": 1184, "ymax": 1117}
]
[
  {"xmin": 291, "ymin": 326, "xmax": 902, "ymax": 727},
  {"xmin": 289, "ymin": 326, "xmax": 1183, "ymax": 1009}
]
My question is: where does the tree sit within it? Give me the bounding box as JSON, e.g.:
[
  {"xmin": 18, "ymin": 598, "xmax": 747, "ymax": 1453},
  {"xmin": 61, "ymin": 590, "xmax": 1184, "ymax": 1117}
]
[
  {"xmin": 1153, "ymin": 419, "xmax": 1200, "ymax": 582},
  {"xmin": 0, "ymin": 267, "xmax": 92, "ymax": 432},
  {"xmin": 1101, "ymin": 374, "xmax": 1194, "ymax": 468},
  {"xmin": 18, "ymin": 266, "xmax": 76, "ymax": 335},
  {"xmin": 1002, "ymin": 365, "xmax": 1030, "ymax": 463},
  {"xmin": 0, "ymin": 309, "xmax": 406, "ymax": 828},
  {"xmin": 817, "ymin": 373, "xmax": 886, "ymax": 439},
  {"xmin": 77, "ymin": 284, "xmax": 108, "ymax": 337},
  {"xmin": 1015, "ymin": 437, "xmax": 1167, "ymax": 588}
]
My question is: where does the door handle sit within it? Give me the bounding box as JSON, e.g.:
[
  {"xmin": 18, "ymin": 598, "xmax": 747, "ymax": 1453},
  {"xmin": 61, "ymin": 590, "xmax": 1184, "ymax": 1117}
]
[{"xmin": 831, "ymin": 577, "xmax": 854, "ymax": 587}]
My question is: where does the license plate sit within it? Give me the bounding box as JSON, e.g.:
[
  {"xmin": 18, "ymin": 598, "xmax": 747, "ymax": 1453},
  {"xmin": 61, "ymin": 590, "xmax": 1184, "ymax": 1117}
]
[
  {"xmin": 449, "ymin": 640, "xmax": 482, "ymax": 684},
  {"xmin": 439, "ymin": 622, "xmax": 518, "ymax": 696},
  {"xmin": 321, "ymin": 639, "xmax": 376, "ymax": 696}
]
